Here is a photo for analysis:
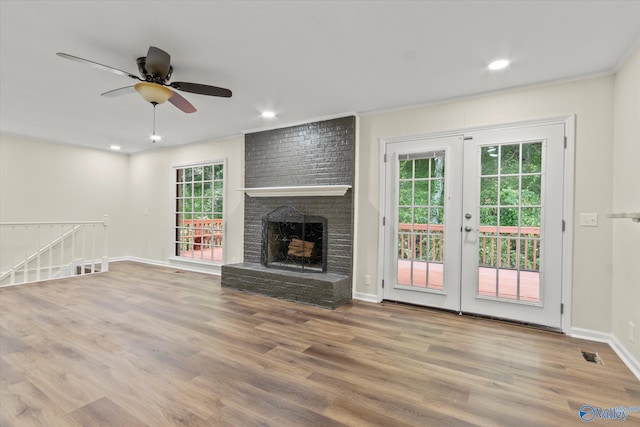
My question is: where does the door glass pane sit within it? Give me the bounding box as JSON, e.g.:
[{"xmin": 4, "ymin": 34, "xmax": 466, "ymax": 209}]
[
  {"xmin": 431, "ymin": 157, "xmax": 445, "ymax": 178},
  {"xmin": 397, "ymin": 151, "xmax": 445, "ymax": 291},
  {"xmin": 414, "ymin": 208, "xmax": 428, "ymax": 224},
  {"xmin": 500, "ymin": 208, "xmax": 519, "ymax": 227},
  {"xmin": 521, "ymin": 176, "xmax": 541, "ymax": 205},
  {"xmin": 480, "ymin": 207, "xmax": 497, "ymax": 226},
  {"xmin": 521, "ymin": 208, "xmax": 541, "ymax": 229},
  {"xmin": 477, "ymin": 142, "xmax": 542, "ymax": 303},
  {"xmin": 399, "ymin": 160, "xmax": 412, "ymax": 179},
  {"xmin": 480, "ymin": 177, "xmax": 498, "ymax": 205},
  {"xmin": 415, "ymin": 159, "xmax": 430, "ymax": 178},
  {"xmin": 500, "ymin": 144, "xmax": 520, "ymax": 174},
  {"xmin": 500, "ymin": 177, "xmax": 519, "ymax": 205},
  {"xmin": 481, "ymin": 146, "xmax": 499, "ymax": 175},
  {"xmin": 429, "ymin": 208, "xmax": 444, "ymax": 225},
  {"xmin": 399, "ymin": 181, "xmax": 412, "ymax": 205},
  {"xmin": 522, "ymin": 143, "xmax": 542, "ymax": 173},
  {"xmin": 399, "ymin": 207, "xmax": 413, "ymax": 226},
  {"xmin": 430, "ymin": 180, "xmax": 444, "ymax": 205},
  {"xmin": 414, "ymin": 181, "xmax": 428, "ymax": 205}
]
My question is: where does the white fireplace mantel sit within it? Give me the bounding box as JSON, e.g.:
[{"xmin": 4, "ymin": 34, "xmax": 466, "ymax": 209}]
[{"xmin": 239, "ymin": 185, "xmax": 352, "ymax": 198}]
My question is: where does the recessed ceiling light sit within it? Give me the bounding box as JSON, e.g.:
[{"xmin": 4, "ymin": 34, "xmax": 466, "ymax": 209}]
[
  {"xmin": 488, "ymin": 59, "xmax": 510, "ymax": 71},
  {"xmin": 110, "ymin": 145, "xmax": 121, "ymax": 150},
  {"xmin": 150, "ymin": 134, "xmax": 162, "ymax": 142},
  {"xmin": 261, "ymin": 111, "xmax": 276, "ymax": 118}
]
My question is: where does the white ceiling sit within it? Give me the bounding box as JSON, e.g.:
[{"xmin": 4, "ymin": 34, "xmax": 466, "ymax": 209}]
[{"xmin": 1, "ymin": 1, "xmax": 639, "ymax": 154}]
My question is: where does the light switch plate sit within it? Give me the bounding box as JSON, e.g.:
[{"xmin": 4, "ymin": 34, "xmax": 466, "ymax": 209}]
[{"xmin": 580, "ymin": 213, "xmax": 598, "ymax": 227}]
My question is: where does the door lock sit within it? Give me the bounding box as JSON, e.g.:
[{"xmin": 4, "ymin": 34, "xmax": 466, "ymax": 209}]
[
  {"xmin": 465, "ymin": 213, "xmax": 472, "ymax": 219},
  {"xmin": 464, "ymin": 226, "xmax": 472, "ymax": 232}
]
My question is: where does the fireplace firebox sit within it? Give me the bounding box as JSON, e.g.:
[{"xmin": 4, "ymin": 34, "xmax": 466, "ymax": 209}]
[{"xmin": 261, "ymin": 206, "xmax": 327, "ymax": 273}]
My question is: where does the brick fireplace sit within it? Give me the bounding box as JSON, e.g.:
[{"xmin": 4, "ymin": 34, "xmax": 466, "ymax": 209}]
[{"xmin": 221, "ymin": 116, "xmax": 355, "ymax": 308}]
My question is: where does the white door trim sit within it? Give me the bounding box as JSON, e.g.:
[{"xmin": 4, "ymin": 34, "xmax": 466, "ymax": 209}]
[
  {"xmin": 561, "ymin": 115, "xmax": 576, "ymax": 333},
  {"xmin": 377, "ymin": 115, "xmax": 575, "ymax": 332}
]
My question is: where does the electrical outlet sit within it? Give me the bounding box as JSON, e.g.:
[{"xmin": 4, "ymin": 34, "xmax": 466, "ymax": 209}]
[
  {"xmin": 579, "ymin": 213, "xmax": 598, "ymax": 227},
  {"xmin": 629, "ymin": 322, "xmax": 635, "ymax": 343},
  {"xmin": 365, "ymin": 275, "xmax": 371, "ymax": 286}
]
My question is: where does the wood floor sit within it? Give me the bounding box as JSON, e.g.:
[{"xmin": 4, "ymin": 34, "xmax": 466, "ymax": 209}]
[{"xmin": 1, "ymin": 262, "xmax": 638, "ymax": 426}]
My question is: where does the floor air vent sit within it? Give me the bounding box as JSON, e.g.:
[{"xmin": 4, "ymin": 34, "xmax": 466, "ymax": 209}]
[{"xmin": 581, "ymin": 349, "xmax": 603, "ymax": 365}]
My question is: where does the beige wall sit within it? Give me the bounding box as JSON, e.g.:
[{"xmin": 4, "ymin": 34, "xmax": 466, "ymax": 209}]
[
  {"xmin": 354, "ymin": 76, "xmax": 616, "ymax": 333},
  {"xmin": 127, "ymin": 136, "xmax": 245, "ymax": 267},
  {"xmin": 0, "ymin": 135, "xmax": 131, "ymax": 257},
  {"xmin": 612, "ymin": 47, "xmax": 640, "ymax": 359}
]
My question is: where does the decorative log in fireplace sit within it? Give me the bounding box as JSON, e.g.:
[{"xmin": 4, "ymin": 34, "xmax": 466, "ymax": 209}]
[
  {"xmin": 261, "ymin": 206, "xmax": 327, "ymax": 273},
  {"xmin": 287, "ymin": 239, "xmax": 315, "ymax": 258}
]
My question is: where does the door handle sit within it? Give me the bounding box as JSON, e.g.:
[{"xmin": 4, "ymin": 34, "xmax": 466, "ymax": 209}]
[{"xmin": 464, "ymin": 226, "xmax": 472, "ymax": 232}]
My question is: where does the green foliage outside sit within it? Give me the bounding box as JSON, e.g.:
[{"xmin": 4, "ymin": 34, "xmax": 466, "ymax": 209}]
[
  {"xmin": 478, "ymin": 143, "xmax": 542, "ymax": 270},
  {"xmin": 479, "ymin": 142, "xmax": 542, "ymax": 228},
  {"xmin": 398, "ymin": 156, "xmax": 445, "ymax": 225},
  {"xmin": 177, "ymin": 164, "xmax": 224, "ymax": 221},
  {"xmin": 398, "ymin": 143, "xmax": 543, "ymax": 271},
  {"xmin": 397, "ymin": 155, "xmax": 445, "ymax": 263}
]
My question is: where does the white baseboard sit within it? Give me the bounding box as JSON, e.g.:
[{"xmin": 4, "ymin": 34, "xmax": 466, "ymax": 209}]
[
  {"xmin": 568, "ymin": 327, "xmax": 612, "ymax": 343},
  {"xmin": 569, "ymin": 327, "xmax": 640, "ymax": 381},
  {"xmin": 353, "ymin": 291, "xmax": 380, "ymax": 303},
  {"xmin": 610, "ymin": 335, "xmax": 640, "ymax": 381}
]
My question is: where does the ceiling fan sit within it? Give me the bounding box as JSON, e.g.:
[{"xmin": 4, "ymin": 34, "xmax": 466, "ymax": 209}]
[{"xmin": 57, "ymin": 46, "xmax": 232, "ymax": 114}]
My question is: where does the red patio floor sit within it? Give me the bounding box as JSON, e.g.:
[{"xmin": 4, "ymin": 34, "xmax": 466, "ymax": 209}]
[
  {"xmin": 178, "ymin": 247, "xmax": 223, "ymax": 263},
  {"xmin": 397, "ymin": 260, "xmax": 540, "ymax": 303}
]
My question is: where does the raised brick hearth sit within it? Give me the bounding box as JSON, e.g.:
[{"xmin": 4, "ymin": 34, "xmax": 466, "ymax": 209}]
[
  {"xmin": 221, "ymin": 263, "xmax": 351, "ymax": 308},
  {"xmin": 221, "ymin": 116, "xmax": 355, "ymax": 308}
]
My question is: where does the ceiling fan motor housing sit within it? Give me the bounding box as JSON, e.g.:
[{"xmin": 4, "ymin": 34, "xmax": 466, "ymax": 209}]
[{"xmin": 136, "ymin": 57, "xmax": 173, "ymax": 84}]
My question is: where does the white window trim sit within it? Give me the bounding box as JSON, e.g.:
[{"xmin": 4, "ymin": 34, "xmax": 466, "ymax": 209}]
[{"xmin": 169, "ymin": 158, "xmax": 227, "ymax": 267}]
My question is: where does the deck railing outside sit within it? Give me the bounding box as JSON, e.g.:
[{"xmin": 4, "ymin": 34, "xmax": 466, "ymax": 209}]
[
  {"xmin": 0, "ymin": 216, "xmax": 109, "ymax": 286},
  {"xmin": 177, "ymin": 218, "xmax": 223, "ymax": 251},
  {"xmin": 398, "ymin": 223, "xmax": 540, "ymax": 270}
]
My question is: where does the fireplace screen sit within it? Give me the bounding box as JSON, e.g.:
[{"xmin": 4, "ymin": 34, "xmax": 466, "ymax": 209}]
[{"xmin": 262, "ymin": 206, "xmax": 327, "ymax": 273}]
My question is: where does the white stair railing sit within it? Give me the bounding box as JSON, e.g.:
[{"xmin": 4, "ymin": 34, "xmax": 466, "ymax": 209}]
[{"xmin": 0, "ymin": 215, "xmax": 109, "ymax": 287}]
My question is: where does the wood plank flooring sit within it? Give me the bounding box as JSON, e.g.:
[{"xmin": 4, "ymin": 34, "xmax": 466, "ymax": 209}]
[{"xmin": 1, "ymin": 261, "xmax": 638, "ymax": 426}]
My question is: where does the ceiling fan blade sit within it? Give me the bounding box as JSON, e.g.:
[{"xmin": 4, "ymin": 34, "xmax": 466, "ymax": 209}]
[
  {"xmin": 56, "ymin": 52, "xmax": 140, "ymax": 80},
  {"xmin": 145, "ymin": 46, "xmax": 171, "ymax": 79},
  {"xmin": 101, "ymin": 85, "xmax": 136, "ymax": 97},
  {"xmin": 168, "ymin": 91, "xmax": 197, "ymax": 113},
  {"xmin": 170, "ymin": 82, "xmax": 232, "ymax": 98}
]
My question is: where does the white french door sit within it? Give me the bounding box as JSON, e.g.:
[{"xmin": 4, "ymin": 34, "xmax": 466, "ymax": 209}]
[
  {"xmin": 382, "ymin": 135, "xmax": 463, "ymax": 311},
  {"xmin": 382, "ymin": 123, "xmax": 566, "ymax": 329}
]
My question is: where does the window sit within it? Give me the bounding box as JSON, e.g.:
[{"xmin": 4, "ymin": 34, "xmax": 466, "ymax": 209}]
[{"xmin": 174, "ymin": 162, "xmax": 224, "ymax": 263}]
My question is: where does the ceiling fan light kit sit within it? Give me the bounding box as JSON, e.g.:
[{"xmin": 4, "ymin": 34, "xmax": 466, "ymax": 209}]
[{"xmin": 134, "ymin": 82, "xmax": 174, "ymax": 104}]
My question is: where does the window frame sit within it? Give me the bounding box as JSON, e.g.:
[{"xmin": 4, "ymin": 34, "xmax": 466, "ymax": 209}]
[{"xmin": 170, "ymin": 158, "xmax": 227, "ymax": 266}]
